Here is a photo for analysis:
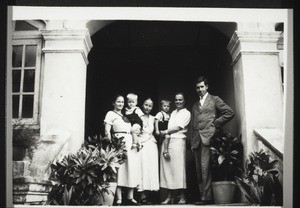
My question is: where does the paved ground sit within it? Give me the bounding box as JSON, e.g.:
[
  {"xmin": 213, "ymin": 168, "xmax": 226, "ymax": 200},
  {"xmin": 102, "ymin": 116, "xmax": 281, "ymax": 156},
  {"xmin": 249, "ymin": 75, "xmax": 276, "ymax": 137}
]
[{"xmin": 12, "ymin": 204, "xmax": 282, "ymax": 208}]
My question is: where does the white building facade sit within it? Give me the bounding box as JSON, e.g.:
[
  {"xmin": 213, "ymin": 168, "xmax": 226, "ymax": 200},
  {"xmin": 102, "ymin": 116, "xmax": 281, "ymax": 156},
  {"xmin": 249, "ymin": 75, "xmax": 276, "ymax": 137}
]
[{"xmin": 7, "ymin": 7, "xmax": 292, "ymax": 206}]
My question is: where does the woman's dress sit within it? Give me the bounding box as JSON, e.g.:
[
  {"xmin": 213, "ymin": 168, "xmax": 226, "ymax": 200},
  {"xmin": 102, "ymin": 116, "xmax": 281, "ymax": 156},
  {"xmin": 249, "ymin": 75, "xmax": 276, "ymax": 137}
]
[
  {"xmin": 160, "ymin": 108, "xmax": 191, "ymax": 189},
  {"xmin": 139, "ymin": 115, "xmax": 159, "ymax": 191},
  {"xmin": 104, "ymin": 111, "xmax": 141, "ymax": 188}
]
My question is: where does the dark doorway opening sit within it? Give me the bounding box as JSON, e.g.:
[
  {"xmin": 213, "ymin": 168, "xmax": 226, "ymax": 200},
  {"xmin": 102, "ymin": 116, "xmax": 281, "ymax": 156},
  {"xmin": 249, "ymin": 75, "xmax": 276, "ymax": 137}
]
[
  {"xmin": 85, "ymin": 20, "xmax": 236, "ymax": 137},
  {"xmin": 85, "ymin": 20, "xmax": 236, "ymax": 203}
]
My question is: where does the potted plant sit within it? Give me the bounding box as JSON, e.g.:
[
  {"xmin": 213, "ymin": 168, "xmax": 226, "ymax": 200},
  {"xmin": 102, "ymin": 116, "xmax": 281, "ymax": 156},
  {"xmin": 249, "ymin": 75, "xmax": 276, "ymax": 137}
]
[
  {"xmin": 235, "ymin": 149, "xmax": 283, "ymax": 206},
  {"xmin": 86, "ymin": 134, "xmax": 127, "ymax": 205},
  {"xmin": 47, "ymin": 134, "xmax": 127, "ymax": 205},
  {"xmin": 13, "ymin": 121, "xmax": 40, "ymax": 161},
  {"xmin": 210, "ymin": 130, "xmax": 243, "ymax": 204}
]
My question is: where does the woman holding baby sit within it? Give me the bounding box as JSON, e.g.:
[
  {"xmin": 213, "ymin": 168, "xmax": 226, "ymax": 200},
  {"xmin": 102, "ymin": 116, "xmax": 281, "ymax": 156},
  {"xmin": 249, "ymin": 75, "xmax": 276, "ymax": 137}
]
[
  {"xmin": 104, "ymin": 92, "xmax": 190, "ymax": 205},
  {"xmin": 122, "ymin": 94, "xmax": 160, "ymax": 205},
  {"xmin": 159, "ymin": 92, "xmax": 191, "ymax": 204},
  {"xmin": 103, "ymin": 95, "xmax": 141, "ymax": 206}
]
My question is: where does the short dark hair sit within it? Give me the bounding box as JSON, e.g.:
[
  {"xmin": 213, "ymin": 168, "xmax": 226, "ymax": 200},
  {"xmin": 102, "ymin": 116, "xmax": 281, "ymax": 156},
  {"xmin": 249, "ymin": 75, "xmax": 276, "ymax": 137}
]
[
  {"xmin": 174, "ymin": 92, "xmax": 187, "ymax": 106},
  {"xmin": 175, "ymin": 92, "xmax": 187, "ymax": 103},
  {"xmin": 144, "ymin": 97, "xmax": 154, "ymax": 105},
  {"xmin": 112, "ymin": 95, "xmax": 124, "ymax": 104},
  {"xmin": 175, "ymin": 92, "xmax": 185, "ymax": 99},
  {"xmin": 196, "ymin": 76, "xmax": 209, "ymax": 86}
]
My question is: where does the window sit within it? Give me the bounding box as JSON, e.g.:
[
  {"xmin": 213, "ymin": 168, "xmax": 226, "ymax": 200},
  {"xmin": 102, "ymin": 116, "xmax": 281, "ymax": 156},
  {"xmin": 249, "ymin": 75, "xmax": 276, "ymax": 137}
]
[
  {"xmin": 12, "ymin": 20, "xmax": 44, "ymax": 124},
  {"xmin": 12, "ymin": 39, "xmax": 42, "ymax": 124},
  {"xmin": 276, "ymin": 23, "xmax": 284, "ymax": 91}
]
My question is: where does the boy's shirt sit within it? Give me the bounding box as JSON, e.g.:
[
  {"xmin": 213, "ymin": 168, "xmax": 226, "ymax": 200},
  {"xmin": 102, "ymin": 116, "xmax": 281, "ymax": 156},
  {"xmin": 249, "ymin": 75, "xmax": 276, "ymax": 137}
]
[{"xmin": 155, "ymin": 111, "xmax": 170, "ymax": 121}]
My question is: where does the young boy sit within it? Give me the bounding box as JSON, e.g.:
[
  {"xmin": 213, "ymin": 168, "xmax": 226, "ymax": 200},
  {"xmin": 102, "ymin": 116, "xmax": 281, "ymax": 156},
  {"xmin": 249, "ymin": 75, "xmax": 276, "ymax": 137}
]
[
  {"xmin": 125, "ymin": 93, "xmax": 144, "ymax": 151},
  {"xmin": 154, "ymin": 100, "xmax": 171, "ymax": 159}
]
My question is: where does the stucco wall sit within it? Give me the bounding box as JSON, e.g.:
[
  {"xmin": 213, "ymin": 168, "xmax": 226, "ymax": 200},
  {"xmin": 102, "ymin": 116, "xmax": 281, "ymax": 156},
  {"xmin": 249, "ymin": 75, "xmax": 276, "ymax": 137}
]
[{"xmin": 40, "ymin": 51, "xmax": 87, "ymax": 153}]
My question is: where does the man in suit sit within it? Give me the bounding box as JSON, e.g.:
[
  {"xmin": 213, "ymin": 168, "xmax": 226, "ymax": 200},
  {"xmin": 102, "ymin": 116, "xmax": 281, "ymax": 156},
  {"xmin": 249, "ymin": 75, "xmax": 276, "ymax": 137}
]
[{"xmin": 190, "ymin": 76, "xmax": 234, "ymax": 205}]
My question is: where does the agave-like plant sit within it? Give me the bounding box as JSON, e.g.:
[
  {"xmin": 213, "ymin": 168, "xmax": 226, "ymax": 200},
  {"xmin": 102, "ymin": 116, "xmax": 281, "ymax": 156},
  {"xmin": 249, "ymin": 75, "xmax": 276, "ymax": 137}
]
[
  {"xmin": 235, "ymin": 149, "xmax": 283, "ymax": 206},
  {"xmin": 86, "ymin": 134, "xmax": 127, "ymax": 172},
  {"xmin": 235, "ymin": 176, "xmax": 263, "ymax": 204},
  {"xmin": 47, "ymin": 134, "xmax": 127, "ymax": 205}
]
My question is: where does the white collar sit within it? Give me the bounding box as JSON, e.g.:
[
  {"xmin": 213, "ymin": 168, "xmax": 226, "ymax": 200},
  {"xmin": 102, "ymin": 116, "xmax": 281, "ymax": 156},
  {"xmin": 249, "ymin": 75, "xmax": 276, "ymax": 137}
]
[
  {"xmin": 125, "ymin": 106, "xmax": 136, "ymax": 112},
  {"xmin": 199, "ymin": 92, "xmax": 208, "ymax": 102},
  {"xmin": 161, "ymin": 111, "xmax": 169, "ymax": 116}
]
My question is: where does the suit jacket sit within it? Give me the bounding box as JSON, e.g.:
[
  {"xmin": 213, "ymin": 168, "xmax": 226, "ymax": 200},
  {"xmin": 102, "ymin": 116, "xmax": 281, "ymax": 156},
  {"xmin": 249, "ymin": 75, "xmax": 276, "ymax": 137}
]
[{"xmin": 189, "ymin": 93, "xmax": 234, "ymax": 149}]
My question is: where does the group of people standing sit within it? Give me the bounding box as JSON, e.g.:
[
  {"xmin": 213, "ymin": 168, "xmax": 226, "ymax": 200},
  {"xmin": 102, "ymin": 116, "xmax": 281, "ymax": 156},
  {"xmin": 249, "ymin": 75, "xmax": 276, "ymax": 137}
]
[{"xmin": 103, "ymin": 76, "xmax": 234, "ymax": 206}]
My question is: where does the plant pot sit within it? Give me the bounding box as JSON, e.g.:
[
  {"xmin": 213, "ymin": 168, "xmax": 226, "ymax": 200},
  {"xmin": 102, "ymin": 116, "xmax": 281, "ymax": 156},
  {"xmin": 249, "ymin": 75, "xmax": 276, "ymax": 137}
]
[
  {"xmin": 96, "ymin": 182, "xmax": 117, "ymax": 205},
  {"xmin": 13, "ymin": 145, "xmax": 27, "ymax": 161},
  {"xmin": 212, "ymin": 181, "xmax": 236, "ymax": 204}
]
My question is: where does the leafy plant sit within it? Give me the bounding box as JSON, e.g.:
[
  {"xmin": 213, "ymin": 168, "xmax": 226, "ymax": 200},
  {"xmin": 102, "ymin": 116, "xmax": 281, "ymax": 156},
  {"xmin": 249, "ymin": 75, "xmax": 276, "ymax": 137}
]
[
  {"xmin": 47, "ymin": 134, "xmax": 127, "ymax": 205},
  {"xmin": 13, "ymin": 120, "xmax": 40, "ymax": 160},
  {"xmin": 210, "ymin": 130, "xmax": 243, "ymax": 181},
  {"xmin": 235, "ymin": 149, "xmax": 283, "ymax": 205},
  {"xmin": 85, "ymin": 134, "xmax": 128, "ymax": 177}
]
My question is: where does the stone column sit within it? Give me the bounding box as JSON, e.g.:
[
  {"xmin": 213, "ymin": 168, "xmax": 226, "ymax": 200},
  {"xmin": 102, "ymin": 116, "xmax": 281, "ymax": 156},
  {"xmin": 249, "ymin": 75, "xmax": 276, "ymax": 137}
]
[
  {"xmin": 227, "ymin": 22, "xmax": 283, "ymax": 158},
  {"xmin": 40, "ymin": 20, "xmax": 93, "ymax": 153}
]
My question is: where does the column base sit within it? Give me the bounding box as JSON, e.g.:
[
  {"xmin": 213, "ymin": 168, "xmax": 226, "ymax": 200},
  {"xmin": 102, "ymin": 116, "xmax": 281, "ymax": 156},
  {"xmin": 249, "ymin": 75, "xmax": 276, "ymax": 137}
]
[{"xmin": 13, "ymin": 177, "xmax": 55, "ymax": 205}]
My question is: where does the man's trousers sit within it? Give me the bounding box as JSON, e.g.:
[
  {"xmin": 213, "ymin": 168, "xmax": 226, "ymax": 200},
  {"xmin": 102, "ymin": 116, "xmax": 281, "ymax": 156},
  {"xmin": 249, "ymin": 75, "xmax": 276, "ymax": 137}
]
[{"xmin": 193, "ymin": 140, "xmax": 212, "ymax": 201}]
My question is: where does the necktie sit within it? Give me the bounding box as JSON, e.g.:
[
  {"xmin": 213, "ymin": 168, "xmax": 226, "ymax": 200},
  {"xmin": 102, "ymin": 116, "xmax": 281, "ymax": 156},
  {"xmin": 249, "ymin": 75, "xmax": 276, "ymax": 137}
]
[{"xmin": 199, "ymin": 97, "xmax": 202, "ymax": 109}]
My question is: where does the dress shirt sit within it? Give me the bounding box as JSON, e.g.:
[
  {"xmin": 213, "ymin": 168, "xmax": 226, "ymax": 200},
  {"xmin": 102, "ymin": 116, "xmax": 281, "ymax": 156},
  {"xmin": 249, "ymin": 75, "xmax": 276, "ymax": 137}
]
[{"xmin": 199, "ymin": 92, "xmax": 208, "ymax": 107}]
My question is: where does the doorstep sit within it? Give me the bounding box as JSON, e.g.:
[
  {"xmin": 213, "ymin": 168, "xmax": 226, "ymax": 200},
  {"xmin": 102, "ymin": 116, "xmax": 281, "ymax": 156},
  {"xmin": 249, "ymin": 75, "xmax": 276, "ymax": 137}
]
[{"xmin": 12, "ymin": 204, "xmax": 282, "ymax": 207}]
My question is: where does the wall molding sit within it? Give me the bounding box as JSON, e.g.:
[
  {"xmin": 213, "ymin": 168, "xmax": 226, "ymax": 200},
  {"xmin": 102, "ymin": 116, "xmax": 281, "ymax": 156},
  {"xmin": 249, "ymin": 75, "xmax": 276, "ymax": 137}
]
[
  {"xmin": 42, "ymin": 48, "xmax": 89, "ymax": 65},
  {"xmin": 41, "ymin": 29, "xmax": 93, "ymax": 58},
  {"xmin": 228, "ymin": 30, "xmax": 281, "ymax": 67}
]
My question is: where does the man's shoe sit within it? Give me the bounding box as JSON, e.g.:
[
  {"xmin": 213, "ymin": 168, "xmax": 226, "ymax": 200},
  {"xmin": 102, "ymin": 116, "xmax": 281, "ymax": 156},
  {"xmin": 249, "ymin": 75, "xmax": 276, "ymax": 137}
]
[
  {"xmin": 140, "ymin": 198, "xmax": 151, "ymax": 205},
  {"xmin": 194, "ymin": 200, "xmax": 213, "ymax": 205}
]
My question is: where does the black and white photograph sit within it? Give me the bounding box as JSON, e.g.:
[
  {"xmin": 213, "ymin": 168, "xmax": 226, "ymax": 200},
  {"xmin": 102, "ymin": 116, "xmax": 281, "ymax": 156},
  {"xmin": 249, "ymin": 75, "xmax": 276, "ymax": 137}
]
[{"xmin": 5, "ymin": 6, "xmax": 293, "ymax": 208}]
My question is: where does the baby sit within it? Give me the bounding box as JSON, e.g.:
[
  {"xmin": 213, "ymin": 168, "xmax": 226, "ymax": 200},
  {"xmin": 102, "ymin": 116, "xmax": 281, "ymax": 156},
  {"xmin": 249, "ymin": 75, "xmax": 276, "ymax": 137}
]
[
  {"xmin": 125, "ymin": 93, "xmax": 144, "ymax": 151},
  {"xmin": 154, "ymin": 100, "xmax": 171, "ymax": 159}
]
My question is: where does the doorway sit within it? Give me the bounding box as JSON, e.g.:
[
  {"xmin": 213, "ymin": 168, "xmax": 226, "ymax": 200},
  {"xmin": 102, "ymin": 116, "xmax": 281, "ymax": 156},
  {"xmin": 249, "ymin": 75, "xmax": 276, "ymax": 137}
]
[
  {"xmin": 85, "ymin": 20, "xmax": 237, "ymax": 137},
  {"xmin": 85, "ymin": 20, "xmax": 237, "ymax": 203}
]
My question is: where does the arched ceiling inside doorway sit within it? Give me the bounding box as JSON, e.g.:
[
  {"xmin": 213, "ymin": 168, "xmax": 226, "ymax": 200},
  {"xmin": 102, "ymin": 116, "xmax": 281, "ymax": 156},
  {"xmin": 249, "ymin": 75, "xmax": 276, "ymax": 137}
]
[
  {"xmin": 88, "ymin": 20, "xmax": 236, "ymax": 49},
  {"xmin": 86, "ymin": 20, "xmax": 113, "ymax": 36}
]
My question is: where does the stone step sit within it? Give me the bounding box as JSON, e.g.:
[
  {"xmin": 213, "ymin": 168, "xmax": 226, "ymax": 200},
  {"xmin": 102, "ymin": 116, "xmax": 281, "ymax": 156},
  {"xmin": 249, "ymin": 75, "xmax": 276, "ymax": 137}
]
[{"xmin": 13, "ymin": 177, "xmax": 55, "ymax": 204}]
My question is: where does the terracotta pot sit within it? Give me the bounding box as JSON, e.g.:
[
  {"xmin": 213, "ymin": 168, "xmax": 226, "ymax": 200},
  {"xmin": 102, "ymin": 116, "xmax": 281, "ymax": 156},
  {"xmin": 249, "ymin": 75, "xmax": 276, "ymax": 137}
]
[
  {"xmin": 13, "ymin": 145, "xmax": 27, "ymax": 161},
  {"xmin": 96, "ymin": 182, "xmax": 117, "ymax": 205},
  {"xmin": 212, "ymin": 181, "xmax": 236, "ymax": 204}
]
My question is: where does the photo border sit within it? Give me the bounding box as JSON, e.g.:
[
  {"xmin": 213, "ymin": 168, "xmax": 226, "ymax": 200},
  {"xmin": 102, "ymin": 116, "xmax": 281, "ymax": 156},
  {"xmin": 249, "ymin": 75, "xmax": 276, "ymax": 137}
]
[{"xmin": 4, "ymin": 3, "xmax": 294, "ymax": 208}]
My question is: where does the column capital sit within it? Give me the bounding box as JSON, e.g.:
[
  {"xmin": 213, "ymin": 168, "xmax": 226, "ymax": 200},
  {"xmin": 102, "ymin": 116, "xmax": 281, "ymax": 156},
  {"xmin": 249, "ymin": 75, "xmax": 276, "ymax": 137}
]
[
  {"xmin": 227, "ymin": 30, "xmax": 281, "ymax": 66},
  {"xmin": 41, "ymin": 29, "xmax": 93, "ymax": 65},
  {"xmin": 236, "ymin": 22, "xmax": 278, "ymax": 33}
]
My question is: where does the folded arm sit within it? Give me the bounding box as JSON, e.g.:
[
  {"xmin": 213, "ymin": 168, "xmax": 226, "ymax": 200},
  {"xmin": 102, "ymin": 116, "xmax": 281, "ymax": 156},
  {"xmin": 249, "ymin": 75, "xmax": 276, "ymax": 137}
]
[{"xmin": 161, "ymin": 125, "xmax": 183, "ymax": 136}]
